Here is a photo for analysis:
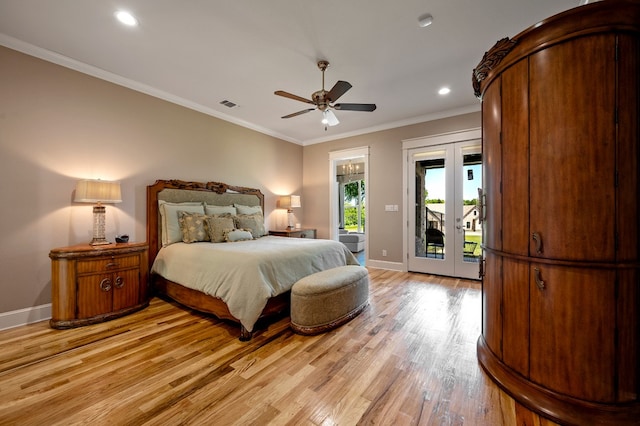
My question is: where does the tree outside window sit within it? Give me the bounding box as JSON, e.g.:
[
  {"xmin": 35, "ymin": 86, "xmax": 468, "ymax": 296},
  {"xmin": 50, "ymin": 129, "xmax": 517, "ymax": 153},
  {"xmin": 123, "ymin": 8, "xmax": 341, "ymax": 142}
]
[{"xmin": 343, "ymin": 180, "xmax": 365, "ymax": 232}]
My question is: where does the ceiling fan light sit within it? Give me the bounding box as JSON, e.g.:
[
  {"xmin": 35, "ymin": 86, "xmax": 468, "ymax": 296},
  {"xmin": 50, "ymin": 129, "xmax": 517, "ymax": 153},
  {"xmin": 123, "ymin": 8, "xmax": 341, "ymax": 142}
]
[{"xmin": 323, "ymin": 110, "xmax": 339, "ymax": 126}]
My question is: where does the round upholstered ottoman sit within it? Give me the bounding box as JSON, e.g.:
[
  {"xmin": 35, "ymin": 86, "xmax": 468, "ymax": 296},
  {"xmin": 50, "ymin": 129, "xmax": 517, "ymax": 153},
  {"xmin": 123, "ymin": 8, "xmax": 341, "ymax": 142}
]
[{"xmin": 290, "ymin": 265, "xmax": 369, "ymax": 335}]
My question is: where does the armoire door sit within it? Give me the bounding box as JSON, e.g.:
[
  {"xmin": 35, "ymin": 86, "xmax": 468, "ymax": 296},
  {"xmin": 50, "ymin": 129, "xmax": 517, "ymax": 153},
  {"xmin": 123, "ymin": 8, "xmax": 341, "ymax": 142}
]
[
  {"xmin": 529, "ymin": 265, "xmax": 617, "ymax": 402},
  {"xmin": 529, "ymin": 34, "xmax": 616, "ymax": 262}
]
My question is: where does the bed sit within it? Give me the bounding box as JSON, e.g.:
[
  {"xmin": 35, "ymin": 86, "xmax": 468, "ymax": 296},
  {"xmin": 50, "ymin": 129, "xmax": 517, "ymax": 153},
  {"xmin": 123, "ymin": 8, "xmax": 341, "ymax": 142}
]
[{"xmin": 146, "ymin": 179, "xmax": 358, "ymax": 340}]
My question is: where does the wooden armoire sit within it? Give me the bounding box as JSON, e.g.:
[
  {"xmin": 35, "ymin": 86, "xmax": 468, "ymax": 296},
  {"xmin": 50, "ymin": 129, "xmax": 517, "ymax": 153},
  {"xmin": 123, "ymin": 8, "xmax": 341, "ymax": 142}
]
[{"xmin": 472, "ymin": 1, "xmax": 640, "ymax": 424}]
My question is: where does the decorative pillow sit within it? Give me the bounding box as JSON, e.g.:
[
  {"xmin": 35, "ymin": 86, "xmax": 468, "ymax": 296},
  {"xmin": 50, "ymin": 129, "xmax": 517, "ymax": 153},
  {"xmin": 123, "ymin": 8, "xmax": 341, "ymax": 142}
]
[
  {"xmin": 205, "ymin": 214, "xmax": 236, "ymax": 243},
  {"xmin": 235, "ymin": 213, "xmax": 266, "ymax": 238},
  {"xmin": 205, "ymin": 204, "xmax": 237, "ymax": 216},
  {"xmin": 158, "ymin": 201, "xmax": 204, "ymax": 247},
  {"xmin": 225, "ymin": 229, "xmax": 254, "ymax": 242},
  {"xmin": 178, "ymin": 211, "xmax": 209, "ymax": 243},
  {"xmin": 235, "ymin": 204, "xmax": 263, "ymax": 215}
]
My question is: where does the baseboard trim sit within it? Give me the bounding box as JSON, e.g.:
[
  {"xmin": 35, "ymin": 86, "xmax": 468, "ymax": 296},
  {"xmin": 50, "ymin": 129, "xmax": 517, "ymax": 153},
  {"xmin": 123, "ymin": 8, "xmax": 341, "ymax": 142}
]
[
  {"xmin": 366, "ymin": 259, "xmax": 404, "ymax": 271},
  {"xmin": 0, "ymin": 304, "xmax": 52, "ymax": 331}
]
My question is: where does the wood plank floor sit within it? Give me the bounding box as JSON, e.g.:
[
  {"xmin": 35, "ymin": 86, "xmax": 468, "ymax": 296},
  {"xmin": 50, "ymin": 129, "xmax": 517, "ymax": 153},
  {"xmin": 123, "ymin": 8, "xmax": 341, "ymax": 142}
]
[{"xmin": 0, "ymin": 269, "xmax": 559, "ymax": 425}]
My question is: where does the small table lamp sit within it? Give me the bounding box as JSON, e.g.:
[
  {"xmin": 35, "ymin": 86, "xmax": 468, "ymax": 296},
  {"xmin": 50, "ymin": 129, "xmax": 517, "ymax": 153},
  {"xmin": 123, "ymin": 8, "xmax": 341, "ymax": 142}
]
[
  {"xmin": 279, "ymin": 195, "xmax": 301, "ymax": 229},
  {"xmin": 74, "ymin": 179, "xmax": 122, "ymax": 245}
]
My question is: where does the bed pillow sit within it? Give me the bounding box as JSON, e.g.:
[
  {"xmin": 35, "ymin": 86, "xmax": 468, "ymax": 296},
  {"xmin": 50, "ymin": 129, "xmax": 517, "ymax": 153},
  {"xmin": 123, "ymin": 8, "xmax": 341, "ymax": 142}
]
[
  {"xmin": 204, "ymin": 204, "xmax": 237, "ymax": 216},
  {"xmin": 205, "ymin": 214, "xmax": 236, "ymax": 243},
  {"xmin": 235, "ymin": 213, "xmax": 266, "ymax": 238},
  {"xmin": 178, "ymin": 211, "xmax": 210, "ymax": 243},
  {"xmin": 225, "ymin": 229, "xmax": 254, "ymax": 242},
  {"xmin": 158, "ymin": 201, "xmax": 205, "ymax": 247},
  {"xmin": 235, "ymin": 204, "xmax": 263, "ymax": 215}
]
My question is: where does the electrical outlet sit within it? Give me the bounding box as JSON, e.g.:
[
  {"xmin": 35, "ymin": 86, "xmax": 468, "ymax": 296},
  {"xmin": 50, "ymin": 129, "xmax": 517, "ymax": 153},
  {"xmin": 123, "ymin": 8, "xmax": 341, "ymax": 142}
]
[{"xmin": 382, "ymin": 249, "xmax": 387, "ymax": 257}]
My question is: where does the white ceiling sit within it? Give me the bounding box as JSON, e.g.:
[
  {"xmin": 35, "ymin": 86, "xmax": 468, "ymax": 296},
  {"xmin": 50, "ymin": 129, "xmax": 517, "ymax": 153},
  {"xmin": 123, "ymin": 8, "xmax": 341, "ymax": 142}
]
[{"xmin": 0, "ymin": 0, "xmax": 582, "ymax": 145}]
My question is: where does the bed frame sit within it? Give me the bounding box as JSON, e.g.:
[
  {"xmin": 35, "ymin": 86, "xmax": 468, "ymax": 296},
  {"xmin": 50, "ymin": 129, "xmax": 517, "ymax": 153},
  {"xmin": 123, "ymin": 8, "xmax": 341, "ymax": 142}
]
[{"xmin": 146, "ymin": 179, "xmax": 289, "ymax": 340}]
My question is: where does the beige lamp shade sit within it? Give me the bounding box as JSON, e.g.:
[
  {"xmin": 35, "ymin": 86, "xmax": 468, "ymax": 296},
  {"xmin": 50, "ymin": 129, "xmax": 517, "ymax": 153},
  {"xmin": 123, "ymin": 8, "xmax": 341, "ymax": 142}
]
[
  {"xmin": 278, "ymin": 195, "xmax": 301, "ymax": 210},
  {"xmin": 74, "ymin": 179, "xmax": 122, "ymax": 204},
  {"xmin": 279, "ymin": 195, "xmax": 300, "ymax": 229}
]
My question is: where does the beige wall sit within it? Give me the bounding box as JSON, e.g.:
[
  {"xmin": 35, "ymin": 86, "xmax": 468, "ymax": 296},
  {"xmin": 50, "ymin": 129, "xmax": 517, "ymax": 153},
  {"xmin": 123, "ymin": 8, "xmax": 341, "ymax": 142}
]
[
  {"xmin": 0, "ymin": 46, "xmax": 302, "ymax": 315},
  {"xmin": 302, "ymin": 112, "xmax": 481, "ymax": 265}
]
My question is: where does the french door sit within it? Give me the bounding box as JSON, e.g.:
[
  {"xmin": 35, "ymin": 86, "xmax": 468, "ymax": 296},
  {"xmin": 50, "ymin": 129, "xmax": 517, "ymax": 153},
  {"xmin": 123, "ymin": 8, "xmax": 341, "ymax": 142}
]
[{"xmin": 407, "ymin": 140, "xmax": 482, "ymax": 279}]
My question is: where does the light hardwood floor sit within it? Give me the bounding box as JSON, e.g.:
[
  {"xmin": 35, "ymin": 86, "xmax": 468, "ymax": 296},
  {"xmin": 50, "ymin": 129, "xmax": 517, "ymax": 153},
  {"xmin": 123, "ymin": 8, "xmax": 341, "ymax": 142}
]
[{"xmin": 0, "ymin": 269, "xmax": 558, "ymax": 425}]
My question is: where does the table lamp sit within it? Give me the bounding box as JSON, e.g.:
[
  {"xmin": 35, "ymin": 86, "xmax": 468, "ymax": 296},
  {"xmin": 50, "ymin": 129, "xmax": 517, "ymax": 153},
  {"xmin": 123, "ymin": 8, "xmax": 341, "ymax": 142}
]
[
  {"xmin": 278, "ymin": 195, "xmax": 301, "ymax": 229},
  {"xmin": 74, "ymin": 179, "xmax": 122, "ymax": 245}
]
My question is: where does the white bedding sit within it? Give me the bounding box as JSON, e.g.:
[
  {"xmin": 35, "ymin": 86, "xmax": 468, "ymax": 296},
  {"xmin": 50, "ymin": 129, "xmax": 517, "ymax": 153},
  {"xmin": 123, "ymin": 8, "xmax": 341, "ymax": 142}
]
[{"xmin": 151, "ymin": 236, "xmax": 359, "ymax": 332}]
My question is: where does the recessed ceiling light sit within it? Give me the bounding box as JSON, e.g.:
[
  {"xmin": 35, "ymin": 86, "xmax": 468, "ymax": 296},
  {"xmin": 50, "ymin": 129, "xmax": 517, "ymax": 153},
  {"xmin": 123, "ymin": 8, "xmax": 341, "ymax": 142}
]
[
  {"xmin": 115, "ymin": 10, "xmax": 138, "ymax": 26},
  {"xmin": 418, "ymin": 13, "xmax": 433, "ymax": 28},
  {"xmin": 438, "ymin": 87, "xmax": 451, "ymax": 95}
]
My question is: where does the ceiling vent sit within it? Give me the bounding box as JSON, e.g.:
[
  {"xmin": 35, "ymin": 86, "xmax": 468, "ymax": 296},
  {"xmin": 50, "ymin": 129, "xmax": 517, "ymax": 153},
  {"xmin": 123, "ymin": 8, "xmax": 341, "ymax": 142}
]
[{"xmin": 220, "ymin": 100, "xmax": 237, "ymax": 108}]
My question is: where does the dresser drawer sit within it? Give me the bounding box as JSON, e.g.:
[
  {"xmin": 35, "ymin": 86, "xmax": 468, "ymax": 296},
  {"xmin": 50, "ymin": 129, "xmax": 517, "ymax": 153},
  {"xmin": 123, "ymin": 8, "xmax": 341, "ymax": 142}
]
[
  {"xmin": 297, "ymin": 229, "xmax": 316, "ymax": 239},
  {"xmin": 76, "ymin": 254, "xmax": 141, "ymax": 274}
]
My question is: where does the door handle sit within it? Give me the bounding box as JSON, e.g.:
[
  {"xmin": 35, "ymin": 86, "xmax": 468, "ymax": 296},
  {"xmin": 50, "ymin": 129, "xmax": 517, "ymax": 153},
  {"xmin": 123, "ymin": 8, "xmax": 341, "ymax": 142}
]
[
  {"xmin": 114, "ymin": 276, "xmax": 125, "ymax": 288},
  {"xmin": 534, "ymin": 267, "xmax": 545, "ymax": 290},
  {"xmin": 477, "ymin": 188, "xmax": 484, "ymax": 224},
  {"xmin": 99, "ymin": 278, "xmax": 112, "ymax": 292},
  {"xmin": 532, "ymin": 232, "xmax": 543, "ymax": 254}
]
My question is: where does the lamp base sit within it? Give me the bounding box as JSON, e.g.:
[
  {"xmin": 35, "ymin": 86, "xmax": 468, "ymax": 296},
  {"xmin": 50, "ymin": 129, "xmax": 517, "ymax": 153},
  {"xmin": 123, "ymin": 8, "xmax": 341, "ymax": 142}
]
[
  {"xmin": 91, "ymin": 205, "xmax": 110, "ymax": 246},
  {"xmin": 90, "ymin": 238, "xmax": 111, "ymax": 246},
  {"xmin": 287, "ymin": 209, "xmax": 295, "ymax": 230}
]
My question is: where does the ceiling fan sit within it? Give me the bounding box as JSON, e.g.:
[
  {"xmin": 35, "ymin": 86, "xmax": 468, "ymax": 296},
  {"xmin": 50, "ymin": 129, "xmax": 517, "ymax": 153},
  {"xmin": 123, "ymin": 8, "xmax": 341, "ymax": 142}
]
[{"xmin": 275, "ymin": 60, "xmax": 377, "ymax": 127}]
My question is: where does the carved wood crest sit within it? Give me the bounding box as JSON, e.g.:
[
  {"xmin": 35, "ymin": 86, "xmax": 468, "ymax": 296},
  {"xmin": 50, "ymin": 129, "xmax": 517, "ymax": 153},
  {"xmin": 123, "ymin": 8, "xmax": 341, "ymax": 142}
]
[
  {"xmin": 472, "ymin": 37, "xmax": 518, "ymax": 99},
  {"xmin": 159, "ymin": 179, "xmax": 259, "ymax": 196}
]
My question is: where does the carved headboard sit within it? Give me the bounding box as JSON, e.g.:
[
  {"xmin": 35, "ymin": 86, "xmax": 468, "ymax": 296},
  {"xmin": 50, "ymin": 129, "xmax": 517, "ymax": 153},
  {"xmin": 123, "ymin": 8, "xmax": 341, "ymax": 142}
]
[{"xmin": 146, "ymin": 179, "xmax": 264, "ymax": 272}]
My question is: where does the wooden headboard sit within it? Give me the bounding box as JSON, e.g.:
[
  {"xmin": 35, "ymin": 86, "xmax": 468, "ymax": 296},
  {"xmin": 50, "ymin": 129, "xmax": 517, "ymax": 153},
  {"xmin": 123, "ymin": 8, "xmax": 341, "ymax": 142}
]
[{"xmin": 146, "ymin": 179, "xmax": 265, "ymax": 272}]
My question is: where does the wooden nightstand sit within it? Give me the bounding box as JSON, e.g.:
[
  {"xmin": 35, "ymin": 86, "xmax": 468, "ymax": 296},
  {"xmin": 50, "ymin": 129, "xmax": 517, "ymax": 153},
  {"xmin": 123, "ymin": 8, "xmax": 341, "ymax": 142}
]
[
  {"xmin": 269, "ymin": 229, "xmax": 316, "ymax": 239},
  {"xmin": 49, "ymin": 242, "xmax": 149, "ymax": 329}
]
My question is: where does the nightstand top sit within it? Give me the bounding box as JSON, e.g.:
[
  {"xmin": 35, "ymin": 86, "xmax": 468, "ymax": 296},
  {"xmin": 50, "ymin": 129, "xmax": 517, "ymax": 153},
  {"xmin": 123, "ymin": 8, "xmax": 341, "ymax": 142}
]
[
  {"xmin": 268, "ymin": 229, "xmax": 316, "ymax": 239},
  {"xmin": 50, "ymin": 242, "xmax": 148, "ymax": 259},
  {"xmin": 269, "ymin": 228, "xmax": 315, "ymax": 233}
]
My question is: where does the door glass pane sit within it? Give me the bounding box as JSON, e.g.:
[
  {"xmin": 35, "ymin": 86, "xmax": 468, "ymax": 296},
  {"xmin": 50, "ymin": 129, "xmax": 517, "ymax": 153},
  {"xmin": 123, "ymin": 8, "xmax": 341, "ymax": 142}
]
[
  {"xmin": 415, "ymin": 158, "xmax": 446, "ymax": 259},
  {"xmin": 462, "ymin": 153, "xmax": 482, "ymax": 263},
  {"xmin": 343, "ymin": 180, "xmax": 365, "ymax": 233}
]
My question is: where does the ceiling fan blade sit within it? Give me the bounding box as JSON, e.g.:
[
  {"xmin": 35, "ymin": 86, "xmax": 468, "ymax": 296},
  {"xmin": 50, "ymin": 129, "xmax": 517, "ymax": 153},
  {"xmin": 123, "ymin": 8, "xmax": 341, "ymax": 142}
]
[
  {"xmin": 334, "ymin": 103, "xmax": 377, "ymax": 112},
  {"xmin": 327, "ymin": 80, "xmax": 352, "ymax": 102},
  {"xmin": 274, "ymin": 90, "xmax": 315, "ymax": 105},
  {"xmin": 323, "ymin": 109, "xmax": 340, "ymax": 126},
  {"xmin": 282, "ymin": 108, "xmax": 315, "ymax": 119}
]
